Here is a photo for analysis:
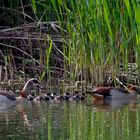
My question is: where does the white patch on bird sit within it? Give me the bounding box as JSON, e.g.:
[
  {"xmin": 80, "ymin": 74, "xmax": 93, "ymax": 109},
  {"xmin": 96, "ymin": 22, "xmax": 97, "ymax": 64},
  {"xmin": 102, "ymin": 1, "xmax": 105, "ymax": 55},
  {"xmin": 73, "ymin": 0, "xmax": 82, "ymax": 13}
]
[{"xmin": 108, "ymin": 89, "xmax": 136, "ymax": 99}]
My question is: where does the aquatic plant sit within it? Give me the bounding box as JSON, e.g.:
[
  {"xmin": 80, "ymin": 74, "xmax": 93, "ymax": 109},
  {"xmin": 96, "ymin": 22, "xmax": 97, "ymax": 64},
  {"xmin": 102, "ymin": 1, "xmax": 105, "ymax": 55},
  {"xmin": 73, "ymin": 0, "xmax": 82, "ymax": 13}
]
[{"xmin": 0, "ymin": 0, "xmax": 140, "ymax": 87}]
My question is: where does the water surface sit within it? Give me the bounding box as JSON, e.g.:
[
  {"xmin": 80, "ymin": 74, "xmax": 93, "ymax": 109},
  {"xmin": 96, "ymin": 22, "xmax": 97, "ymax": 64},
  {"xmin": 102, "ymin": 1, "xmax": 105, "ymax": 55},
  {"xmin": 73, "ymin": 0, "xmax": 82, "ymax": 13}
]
[{"xmin": 0, "ymin": 98, "xmax": 140, "ymax": 140}]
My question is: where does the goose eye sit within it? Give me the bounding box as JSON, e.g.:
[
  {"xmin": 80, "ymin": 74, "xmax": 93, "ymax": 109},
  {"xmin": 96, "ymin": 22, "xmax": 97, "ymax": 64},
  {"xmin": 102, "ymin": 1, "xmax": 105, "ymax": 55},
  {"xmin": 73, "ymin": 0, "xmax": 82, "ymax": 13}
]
[{"xmin": 33, "ymin": 79, "xmax": 39, "ymax": 84}]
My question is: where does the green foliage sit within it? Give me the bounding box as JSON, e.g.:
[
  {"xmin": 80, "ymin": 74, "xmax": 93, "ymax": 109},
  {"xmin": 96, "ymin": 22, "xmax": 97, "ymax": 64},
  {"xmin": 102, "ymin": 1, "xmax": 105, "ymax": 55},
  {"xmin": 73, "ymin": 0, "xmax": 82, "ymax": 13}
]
[
  {"xmin": 58, "ymin": 0, "xmax": 140, "ymax": 84},
  {"xmin": 1, "ymin": 0, "xmax": 140, "ymax": 85},
  {"xmin": 40, "ymin": 38, "xmax": 53, "ymax": 80}
]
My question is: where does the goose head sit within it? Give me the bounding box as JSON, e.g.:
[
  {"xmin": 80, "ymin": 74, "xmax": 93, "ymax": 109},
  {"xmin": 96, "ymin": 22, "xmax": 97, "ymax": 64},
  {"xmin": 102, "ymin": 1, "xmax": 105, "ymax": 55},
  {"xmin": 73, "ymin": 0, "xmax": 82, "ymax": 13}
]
[
  {"xmin": 128, "ymin": 84, "xmax": 140, "ymax": 94},
  {"xmin": 20, "ymin": 78, "xmax": 41, "ymax": 98}
]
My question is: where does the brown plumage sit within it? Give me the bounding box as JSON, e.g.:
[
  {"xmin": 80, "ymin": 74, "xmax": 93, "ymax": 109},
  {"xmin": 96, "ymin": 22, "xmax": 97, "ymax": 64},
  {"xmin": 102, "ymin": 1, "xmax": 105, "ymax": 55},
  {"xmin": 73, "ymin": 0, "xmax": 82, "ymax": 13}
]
[{"xmin": 89, "ymin": 86, "xmax": 138, "ymax": 100}]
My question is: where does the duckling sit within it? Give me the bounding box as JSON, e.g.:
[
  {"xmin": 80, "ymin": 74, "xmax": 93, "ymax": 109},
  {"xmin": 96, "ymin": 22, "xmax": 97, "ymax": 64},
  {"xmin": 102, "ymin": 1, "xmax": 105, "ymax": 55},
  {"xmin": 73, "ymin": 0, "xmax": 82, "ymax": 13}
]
[
  {"xmin": 44, "ymin": 93, "xmax": 52, "ymax": 101},
  {"xmin": 36, "ymin": 95, "xmax": 45, "ymax": 101},
  {"xmin": 63, "ymin": 92, "xmax": 70, "ymax": 101},
  {"xmin": 50, "ymin": 92, "xmax": 57, "ymax": 99},
  {"xmin": 27, "ymin": 93, "xmax": 36, "ymax": 101},
  {"xmin": 72, "ymin": 91, "xmax": 80, "ymax": 100},
  {"xmin": 78, "ymin": 93, "xmax": 86, "ymax": 100}
]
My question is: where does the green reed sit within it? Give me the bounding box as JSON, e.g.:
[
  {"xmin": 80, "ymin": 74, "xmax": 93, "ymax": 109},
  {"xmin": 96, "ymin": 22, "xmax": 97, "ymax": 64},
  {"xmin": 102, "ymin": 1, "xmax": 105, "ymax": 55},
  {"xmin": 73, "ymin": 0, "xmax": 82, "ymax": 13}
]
[
  {"xmin": 1, "ymin": 0, "xmax": 140, "ymax": 85},
  {"xmin": 50, "ymin": 0, "xmax": 140, "ymax": 85}
]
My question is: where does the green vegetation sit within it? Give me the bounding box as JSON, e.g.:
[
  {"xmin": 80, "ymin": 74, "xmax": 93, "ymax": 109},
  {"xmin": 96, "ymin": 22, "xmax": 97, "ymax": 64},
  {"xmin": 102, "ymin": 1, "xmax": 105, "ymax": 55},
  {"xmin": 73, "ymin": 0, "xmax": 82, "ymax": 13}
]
[{"xmin": 0, "ymin": 0, "xmax": 140, "ymax": 86}]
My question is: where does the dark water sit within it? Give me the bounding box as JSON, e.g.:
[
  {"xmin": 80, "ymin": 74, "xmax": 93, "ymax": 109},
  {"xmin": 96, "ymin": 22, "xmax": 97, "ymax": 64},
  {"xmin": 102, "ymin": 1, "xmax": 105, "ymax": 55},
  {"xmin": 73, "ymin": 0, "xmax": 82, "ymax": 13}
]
[{"xmin": 0, "ymin": 98, "xmax": 140, "ymax": 140}]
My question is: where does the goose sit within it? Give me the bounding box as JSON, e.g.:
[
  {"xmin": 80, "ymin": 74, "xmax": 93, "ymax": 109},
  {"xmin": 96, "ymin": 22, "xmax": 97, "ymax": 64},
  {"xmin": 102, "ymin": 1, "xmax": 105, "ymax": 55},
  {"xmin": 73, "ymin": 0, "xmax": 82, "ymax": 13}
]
[
  {"xmin": 87, "ymin": 85, "xmax": 140, "ymax": 100},
  {"xmin": 0, "ymin": 78, "xmax": 40, "ymax": 105}
]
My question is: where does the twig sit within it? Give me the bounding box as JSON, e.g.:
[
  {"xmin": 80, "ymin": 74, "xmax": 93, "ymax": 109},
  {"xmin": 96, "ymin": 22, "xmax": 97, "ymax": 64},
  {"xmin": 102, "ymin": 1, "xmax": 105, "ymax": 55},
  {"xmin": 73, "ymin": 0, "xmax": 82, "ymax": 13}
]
[
  {"xmin": 0, "ymin": 42, "xmax": 41, "ymax": 65},
  {"xmin": 114, "ymin": 76, "xmax": 127, "ymax": 89}
]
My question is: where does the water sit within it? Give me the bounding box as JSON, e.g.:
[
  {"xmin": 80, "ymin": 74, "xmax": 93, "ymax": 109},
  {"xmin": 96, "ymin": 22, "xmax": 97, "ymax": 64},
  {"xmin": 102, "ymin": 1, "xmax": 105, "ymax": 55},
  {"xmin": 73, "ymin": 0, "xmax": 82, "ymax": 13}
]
[{"xmin": 0, "ymin": 98, "xmax": 140, "ymax": 140}]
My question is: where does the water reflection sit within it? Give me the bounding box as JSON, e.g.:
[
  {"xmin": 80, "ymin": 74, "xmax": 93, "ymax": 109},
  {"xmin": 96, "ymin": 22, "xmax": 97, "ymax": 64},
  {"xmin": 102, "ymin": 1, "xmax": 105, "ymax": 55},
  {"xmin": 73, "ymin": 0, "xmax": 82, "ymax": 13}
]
[
  {"xmin": 92, "ymin": 98, "xmax": 138, "ymax": 111},
  {"xmin": 0, "ymin": 99, "xmax": 140, "ymax": 140}
]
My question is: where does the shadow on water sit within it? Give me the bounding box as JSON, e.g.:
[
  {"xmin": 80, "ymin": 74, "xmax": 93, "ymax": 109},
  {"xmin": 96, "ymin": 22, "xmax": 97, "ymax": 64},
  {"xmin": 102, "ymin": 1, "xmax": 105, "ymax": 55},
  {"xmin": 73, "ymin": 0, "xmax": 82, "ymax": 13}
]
[{"xmin": 0, "ymin": 97, "xmax": 140, "ymax": 140}]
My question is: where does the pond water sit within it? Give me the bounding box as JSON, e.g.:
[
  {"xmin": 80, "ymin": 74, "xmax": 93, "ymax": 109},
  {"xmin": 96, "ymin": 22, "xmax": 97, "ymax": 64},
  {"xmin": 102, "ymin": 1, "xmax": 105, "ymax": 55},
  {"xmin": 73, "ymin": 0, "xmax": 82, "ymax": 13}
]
[{"xmin": 0, "ymin": 97, "xmax": 140, "ymax": 140}]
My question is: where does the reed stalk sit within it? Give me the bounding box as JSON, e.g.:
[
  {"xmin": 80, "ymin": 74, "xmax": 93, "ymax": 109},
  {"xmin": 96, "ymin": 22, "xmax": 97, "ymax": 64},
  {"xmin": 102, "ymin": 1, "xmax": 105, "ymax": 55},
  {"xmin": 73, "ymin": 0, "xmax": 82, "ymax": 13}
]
[{"xmin": 0, "ymin": 0, "xmax": 140, "ymax": 86}]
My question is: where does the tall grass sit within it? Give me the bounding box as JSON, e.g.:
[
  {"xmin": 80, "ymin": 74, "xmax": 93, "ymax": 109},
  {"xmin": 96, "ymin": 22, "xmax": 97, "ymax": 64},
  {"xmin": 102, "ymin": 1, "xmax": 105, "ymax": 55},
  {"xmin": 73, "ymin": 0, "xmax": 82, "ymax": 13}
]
[
  {"xmin": 62, "ymin": 0, "xmax": 140, "ymax": 85},
  {"xmin": 0, "ymin": 0, "xmax": 140, "ymax": 86}
]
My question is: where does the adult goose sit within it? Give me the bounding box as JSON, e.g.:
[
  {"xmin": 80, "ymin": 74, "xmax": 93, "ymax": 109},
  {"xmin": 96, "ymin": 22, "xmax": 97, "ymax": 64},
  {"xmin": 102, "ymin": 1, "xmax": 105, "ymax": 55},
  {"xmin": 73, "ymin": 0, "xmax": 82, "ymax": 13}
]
[
  {"xmin": 88, "ymin": 85, "xmax": 140, "ymax": 100},
  {"xmin": 0, "ymin": 78, "xmax": 40, "ymax": 105}
]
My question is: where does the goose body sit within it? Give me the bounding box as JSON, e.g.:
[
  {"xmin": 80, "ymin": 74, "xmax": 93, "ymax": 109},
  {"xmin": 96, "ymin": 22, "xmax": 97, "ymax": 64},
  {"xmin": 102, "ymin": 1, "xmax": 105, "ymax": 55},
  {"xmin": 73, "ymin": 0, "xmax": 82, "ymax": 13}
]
[
  {"xmin": 0, "ymin": 78, "xmax": 40, "ymax": 105},
  {"xmin": 89, "ymin": 86, "xmax": 139, "ymax": 100},
  {"xmin": 0, "ymin": 91, "xmax": 16, "ymax": 105}
]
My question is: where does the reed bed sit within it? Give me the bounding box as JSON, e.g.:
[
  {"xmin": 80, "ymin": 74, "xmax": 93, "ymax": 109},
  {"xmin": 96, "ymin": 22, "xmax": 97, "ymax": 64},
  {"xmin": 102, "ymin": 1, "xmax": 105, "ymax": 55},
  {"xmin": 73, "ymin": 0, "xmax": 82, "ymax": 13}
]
[{"xmin": 0, "ymin": 0, "xmax": 140, "ymax": 89}]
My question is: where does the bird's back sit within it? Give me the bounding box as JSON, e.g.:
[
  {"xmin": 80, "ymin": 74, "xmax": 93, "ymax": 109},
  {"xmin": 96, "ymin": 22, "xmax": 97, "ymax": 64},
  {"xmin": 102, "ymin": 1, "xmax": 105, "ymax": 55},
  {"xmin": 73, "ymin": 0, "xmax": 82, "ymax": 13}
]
[{"xmin": 0, "ymin": 90, "xmax": 16, "ymax": 101}]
